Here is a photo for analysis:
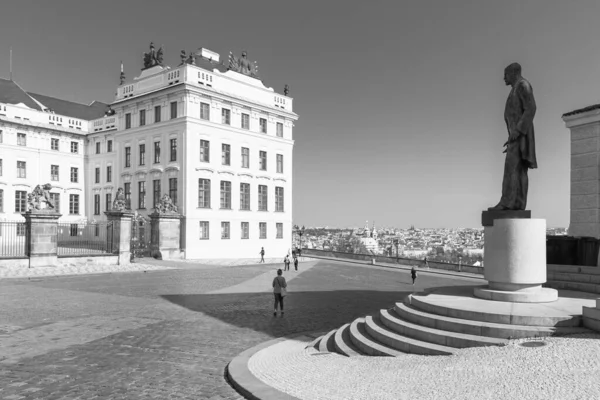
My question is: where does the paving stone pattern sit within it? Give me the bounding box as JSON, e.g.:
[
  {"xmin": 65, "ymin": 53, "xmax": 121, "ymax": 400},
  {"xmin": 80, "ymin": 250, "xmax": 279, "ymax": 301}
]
[{"xmin": 0, "ymin": 259, "xmax": 478, "ymax": 399}]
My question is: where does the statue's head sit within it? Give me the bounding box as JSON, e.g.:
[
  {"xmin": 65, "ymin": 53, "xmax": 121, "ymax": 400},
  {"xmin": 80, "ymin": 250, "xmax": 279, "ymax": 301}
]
[
  {"xmin": 241, "ymin": 51, "xmax": 247, "ymax": 58},
  {"xmin": 42, "ymin": 183, "xmax": 52, "ymax": 190},
  {"xmin": 504, "ymin": 63, "xmax": 522, "ymax": 86}
]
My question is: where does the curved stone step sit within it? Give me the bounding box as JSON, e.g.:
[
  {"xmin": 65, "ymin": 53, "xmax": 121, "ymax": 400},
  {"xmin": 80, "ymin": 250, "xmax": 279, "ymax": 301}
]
[
  {"xmin": 408, "ymin": 293, "xmax": 581, "ymax": 327},
  {"xmin": 364, "ymin": 315, "xmax": 455, "ymax": 356},
  {"xmin": 349, "ymin": 318, "xmax": 402, "ymax": 357},
  {"xmin": 318, "ymin": 329, "xmax": 337, "ymax": 353},
  {"xmin": 548, "ymin": 272, "xmax": 600, "ymax": 285},
  {"xmin": 394, "ymin": 302, "xmax": 584, "ymax": 339},
  {"xmin": 379, "ymin": 308, "xmax": 506, "ymax": 348},
  {"xmin": 334, "ymin": 323, "xmax": 363, "ymax": 357},
  {"xmin": 545, "ymin": 280, "xmax": 600, "ymax": 295}
]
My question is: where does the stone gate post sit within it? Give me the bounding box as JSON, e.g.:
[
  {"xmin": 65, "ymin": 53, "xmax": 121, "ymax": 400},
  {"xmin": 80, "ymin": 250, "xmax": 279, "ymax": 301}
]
[
  {"xmin": 23, "ymin": 211, "xmax": 61, "ymax": 268},
  {"xmin": 105, "ymin": 210, "xmax": 134, "ymax": 265},
  {"xmin": 149, "ymin": 212, "xmax": 183, "ymax": 260}
]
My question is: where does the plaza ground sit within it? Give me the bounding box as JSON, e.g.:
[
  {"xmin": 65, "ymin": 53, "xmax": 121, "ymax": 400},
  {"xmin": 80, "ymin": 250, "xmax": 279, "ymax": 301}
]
[{"xmin": 0, "ymin": 258, "xmax": 491, "ymax": 399}]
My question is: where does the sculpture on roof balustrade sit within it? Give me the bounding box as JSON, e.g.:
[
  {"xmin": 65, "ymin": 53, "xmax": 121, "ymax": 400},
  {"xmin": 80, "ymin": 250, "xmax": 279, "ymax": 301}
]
[
  {"xmin": 179, "ymin": 50, "xmax": 196, "ymax": 66},
  {"xmin": 27, "ymin": 184, "xmax": 56, "ymax": 212},
  {"xmin": 143, "ymin": 42, "xmax": 164, "ymax": 70},
  {"xmin": 284, "ymin": 84, "xmax": 290, "ymax": 96},
  {"xmin": 228, "ymin": 50, "xmax": 259, "ymax": 78}
]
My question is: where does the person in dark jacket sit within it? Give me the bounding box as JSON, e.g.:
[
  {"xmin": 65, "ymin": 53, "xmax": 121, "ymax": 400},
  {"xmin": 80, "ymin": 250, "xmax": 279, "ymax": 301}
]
[
  {"xmin": 272, "ymin": 269, "xmax": 287, "ymax": 316},
  {"xmin": 294, "ymin": 256, "xmax": 298, "ymax": 271},
  {"xmin": 411, "ymin": 265, "xmax": 418, "ymax": 286},
  {"xmin": 259, "ymin": 247, "xmax": 265, "ymax": 263}
]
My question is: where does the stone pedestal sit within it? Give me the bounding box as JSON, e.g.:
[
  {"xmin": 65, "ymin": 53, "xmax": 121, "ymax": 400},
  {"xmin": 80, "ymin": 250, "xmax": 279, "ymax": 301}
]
[
  {"xmin": 149, "ymin": 213, "xmax": 182, "ymax": 260},
  {"xmin": 105, "ymin": 210, "xmax": 134, "ymax": 265},
  {"xmin": 474, "ymin": 211, "xmax": 558, "ymax": 303},
  {"xmin": 23, "ymin": 211, "xmax": 61, "ymax": 267}
]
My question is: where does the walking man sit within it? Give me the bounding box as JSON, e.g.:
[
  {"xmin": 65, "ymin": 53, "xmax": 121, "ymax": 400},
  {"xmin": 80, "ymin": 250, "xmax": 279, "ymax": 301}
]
[
  {"xmin": 411, "ymin": 265, "xmax": 418, "ymax": 287},
  {"xmin": 294, "ymin": 256, "xmax": 298, "ymax": 271},
  {"xmin": 260, "ymin": 247, "xmax": 265, "ymax": 263},
  {"xmin": 284, "ymin": 255, "xmax": 290, "ymax": 271}
]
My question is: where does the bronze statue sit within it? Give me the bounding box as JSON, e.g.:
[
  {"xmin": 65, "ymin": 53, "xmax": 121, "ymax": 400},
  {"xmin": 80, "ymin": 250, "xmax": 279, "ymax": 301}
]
[
  {"xmin": 228, "ymin": 51, "xmax": 259, "ymax": 78},
  {"xmin": 143, "ymin": 42, "xmax": 164, "ymax": 69},
  {"xmin": 27, "ymin": 184, "xmax": 55, "ymax": 211},
  {"xmin": 155, "ymin": 194, "xmax": 178, "ymax": 214},
  {"xmin": 489, "ymin": 63, "xmax": 537, "ymax": 211},
  {"xmin": 284, "ymin": 84, "xmax": 289, "ymax": 96},
  {"xmin": 180, "ymin": 50, "xmax": 187, "ymax": 65},
  {"xmin": 112, "ymin": 188, "xmax": 127, "ymax": 211},
  {"xmin": 119, "ymin": 71, "xmax": 126, "ymax": 85},
  {"xmin": 187, "ymin": 51, "xmax": 196, "ymax": 65}
]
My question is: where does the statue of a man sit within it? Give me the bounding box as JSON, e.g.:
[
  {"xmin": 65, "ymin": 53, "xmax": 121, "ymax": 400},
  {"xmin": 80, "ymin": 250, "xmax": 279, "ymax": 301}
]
[
  {"xmin": 238, "ymin": 51, "xmax": 253, "ymax": 76},
  {"xmin": 488, "ymin": 63, "xmax": 537, "ymax": 211}
]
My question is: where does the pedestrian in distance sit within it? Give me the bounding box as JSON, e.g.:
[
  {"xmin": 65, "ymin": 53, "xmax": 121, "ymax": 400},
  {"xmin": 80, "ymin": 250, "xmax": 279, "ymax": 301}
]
[
  {"xmin": 272, "ymin": 268, "xmax": 287, "ymax": 316},
  {"xmin": 292, "ymin": 249, "xmax": 296, "ymax": 259},
  {"xmin": 294, "ymin": 256, "xmax": 298, "ymax": 271},
  {"xmin": 260, "ymin": 247, "xmax": 265, "ymax": 263},
  {"xmin": 284, "ymin": 255, "xmax": 291, "ymax": 271},
  {"xmin": 411, "ymin": 265, "xmax": 418, "ymax": 286},
  {"xmin": 423, "ymin": 257, "xmax": 429, "ymax": 269}
]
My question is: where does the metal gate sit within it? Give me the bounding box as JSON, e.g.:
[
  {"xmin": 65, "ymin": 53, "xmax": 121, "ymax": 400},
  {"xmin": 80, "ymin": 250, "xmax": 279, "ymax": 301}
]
[{"xmin": 131, "ymin": 214, "xmax": 151, "ymax": 260}]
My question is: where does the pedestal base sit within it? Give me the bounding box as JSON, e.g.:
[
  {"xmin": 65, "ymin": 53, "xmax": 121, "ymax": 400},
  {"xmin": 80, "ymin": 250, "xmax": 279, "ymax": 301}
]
[{"xmin": 474, "ymin": 286, "xmax": 558, "ymax": 303}]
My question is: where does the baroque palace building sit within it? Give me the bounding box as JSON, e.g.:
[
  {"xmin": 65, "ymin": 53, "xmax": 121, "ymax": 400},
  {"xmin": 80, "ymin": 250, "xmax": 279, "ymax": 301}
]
[{"xmin": 0, "ymin": 44, "xmax": 298, "ymax": 259}]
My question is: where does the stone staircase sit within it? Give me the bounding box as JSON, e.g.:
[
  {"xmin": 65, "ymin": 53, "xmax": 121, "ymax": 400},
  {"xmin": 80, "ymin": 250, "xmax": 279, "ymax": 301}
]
[
  {"xmin": 545, "ymin": 264, "xmax": 600, "ymax": 294},
  {"xmin": 308, "ymin": 286, "xmax": 591, "ymax": 357}
]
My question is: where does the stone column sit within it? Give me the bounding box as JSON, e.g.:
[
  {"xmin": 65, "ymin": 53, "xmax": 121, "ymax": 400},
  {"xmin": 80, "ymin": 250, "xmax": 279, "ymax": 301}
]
[
  {"xmin": 23, "ymin": 211, "xmax": 61, "ymax": 268},
  {"xmin": 149, "ymin": 212, "xmax": 182, "ymax": 260},
  {"xmin": 105, "ymin": 210, "xmax": 134, "ymax": 265},
  {"xmin": 474, "ymin": 210, "xmax": 558, "ymax": 303}
]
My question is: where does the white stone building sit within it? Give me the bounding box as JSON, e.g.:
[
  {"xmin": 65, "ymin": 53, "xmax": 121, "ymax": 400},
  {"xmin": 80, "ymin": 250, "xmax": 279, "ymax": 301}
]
[{"xmin": 0, "ymin": 46, "xmax": 298, "ymax": 259}]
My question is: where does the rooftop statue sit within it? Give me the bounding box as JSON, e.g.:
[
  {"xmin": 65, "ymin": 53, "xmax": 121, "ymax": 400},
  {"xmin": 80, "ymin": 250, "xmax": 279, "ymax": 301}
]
[
  {"xmin": 143, "ymin": 42, "xmax": 164, "ymax": 70},
  {"xmin": 284, "ymin": 84, "xmax": 289, "ymax": 96},
  {"xmin": 488, "ymin": 62, "xmax": 537, "ymax": 211},
  {"xmin": 112, "ymin": 188, "xmax": 127, "ymax": 211},
  {"xmin": 155, "ymin": 194, "xmax": 179, "ymax": 215},
  {"xmin": 228, "ymin": 50, "xmax": 259, "ymax": 78},
  {"xmin": 27, "ymin": 184, "xmax": 55, "ymax": 212}
]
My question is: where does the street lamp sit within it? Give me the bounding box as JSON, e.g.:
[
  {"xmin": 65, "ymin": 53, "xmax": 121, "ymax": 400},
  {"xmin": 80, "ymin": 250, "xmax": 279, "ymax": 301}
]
[{"xmin": 297, "ymin": 225, "xmax": 305, "ymax": 255}]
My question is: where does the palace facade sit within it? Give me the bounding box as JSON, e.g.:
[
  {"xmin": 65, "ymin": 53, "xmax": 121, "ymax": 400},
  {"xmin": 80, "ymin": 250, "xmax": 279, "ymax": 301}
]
[{"xmin": 0, "ymin": 45, "xmax": 298, "ymax": 259}]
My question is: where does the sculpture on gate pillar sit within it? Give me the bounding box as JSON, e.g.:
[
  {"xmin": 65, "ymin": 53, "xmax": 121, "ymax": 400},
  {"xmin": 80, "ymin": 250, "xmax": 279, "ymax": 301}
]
[
  {"xmin": 27, "ymin": 184, "xmax": 55, "ymax": 212},
  {"xmin": 154, "ymin": 194, "xmax": 179, "ymax": 215},
  {"xmin": 112, "ymin": 188, "xmax": 127, "ymax": 211},
  {"xmin": 488, "ymin": 62, "xmax": 538, "ymax": 211}
]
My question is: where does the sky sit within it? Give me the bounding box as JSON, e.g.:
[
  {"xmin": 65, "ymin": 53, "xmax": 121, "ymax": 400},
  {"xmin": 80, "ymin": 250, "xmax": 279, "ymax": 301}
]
[{"xmin": 0, "ymin": 0, "xmax": 597, "ymax": 229}]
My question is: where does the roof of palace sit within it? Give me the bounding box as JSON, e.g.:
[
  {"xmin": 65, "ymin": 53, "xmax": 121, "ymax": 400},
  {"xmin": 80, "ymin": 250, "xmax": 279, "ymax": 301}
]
[
  {"xmin": 562, "ymin": 103, "xmax": 600, "ymax": 118},
  {"xmin": 0, "ymin": 77, "xmax": 108, "ymax": 120}
]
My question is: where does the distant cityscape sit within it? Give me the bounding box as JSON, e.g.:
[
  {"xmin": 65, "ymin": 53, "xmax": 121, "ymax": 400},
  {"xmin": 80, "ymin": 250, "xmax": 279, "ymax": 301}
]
[{"xmin": 293, "ymin": 222, "xmax": 568, "ymax": 266}]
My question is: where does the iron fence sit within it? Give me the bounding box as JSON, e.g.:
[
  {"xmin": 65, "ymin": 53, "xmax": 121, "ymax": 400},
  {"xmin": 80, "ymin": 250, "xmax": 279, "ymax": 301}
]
[
  {"xmin": 0, "ymin": 221, "xmax": 28, "ymax": 258},
  {"xmin": 57, "ymin": 221, "xmax": 118, "ymax": 257}
]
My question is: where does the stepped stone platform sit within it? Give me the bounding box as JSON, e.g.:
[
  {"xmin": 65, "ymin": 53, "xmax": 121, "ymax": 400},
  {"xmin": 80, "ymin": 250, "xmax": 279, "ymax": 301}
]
[{"xmin": 307, "ymin": 286, "xmax": 596, "ymax": 357}]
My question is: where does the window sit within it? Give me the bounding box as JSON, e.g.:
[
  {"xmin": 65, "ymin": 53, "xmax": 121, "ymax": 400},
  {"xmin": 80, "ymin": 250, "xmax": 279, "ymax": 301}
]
[
  {"xmin": 49, "ymin": 193, "xmax": 60, "ymax": 213},
  {"xmin": 95, "ymin": 225, "xmax": 100, "ymax": 237},
  {"xmin": 220, "ymin": 181, "xmax": 231, "ymax": 209},
  {"xmin": 241, "ymin": 147, "xmax": 249, "ymax": 168},
  {"xmin": 259, "ymin": 118, "xmax": 267, "ymax": 133},
  {"xmin": 259, "ymin": 151, "xmax": 267, "ymax": 171},
  {"xmin": 49, "ymin": 165, "xmax": 59, "ymax": 181},
  {"xmin": 200, "ymin": 102, "xmax": 210, "ymax": 120},
  {"xmin": 107, "ymin": 140, "xmax": 113, "ymax": 153},
  {"xmin": 125, "ymin": 146, "xmax": 131, "ymax": 167},
  {"xmin": 276, "ymin": 187, "xmax": 284, "ymax": 212},
  {"xmin": 124, "ymin": 182, "xmax": 131, "ymax": 209},
  {"xmin": 15, "ymin": 191, "xmax": 27, "ymax": 212},
  {"xmin": 70, "ymin": 167, "xmax": 78, "ymax": 183},
  {"xmin": 258, "ymin": 185, "xmax": 268, "ymax": 211},
  {"xmin": 221, "ymin": 108, "xmax": 231, "ymax": 125},
  {"xmin": 16, "ymin": 223, "xmax": 26, "ymax": 236},
  {"xmin": 0, "ymin": 159, "xmax": 2, "ymax": 176},
  {"xmin": 0, "ymin": 189, "xmax": 3, "ymax": 212},
  {"xmin": 199, "ymin": 221, "xmax": 209, "ymax": 239},
  {"xmin": 125, "ymin": 113, "xmax": 131, "ymax": 129},
  {"xmin": 51, "ymin": 138, "xmax": 59, "ymax": 150},
  {"xmin": 139, "ymin": 144, "xmax": 146, "ymax": 166},
  {"xmin": 240, "ymin": 183, "xmax": 250, "ymax": 210},
  {"xmin": 17, "ymin": 133, "xmax": 26, "ymax": 146},
  {"xmin": 106, "ymin": 193, "xmax": 112, "ymax": 211},
  {"xmin": 198, "ymin": 179, "xmax": 211, "ymax": 208},
  {"xmin": 94, "ymin": 194, "xmax": 100, "ymax": 215},
  {"xmin": 276, "ymin": 122, "xmax": 283, "ymax": 137},
  {"xmin": 221, "ymin": 222, "xmax": 230, "ymax": 239},
  {"xmin": 200, "ymin": 140, "xmax": 210, "ymax": 162},
  {"xmin": 71, "ymin": 141, "xmax": 78, "ymax": 153},
  {"xmin": 95, "ymin": 168, "xmax": 100, "ymax": 184},
  {"xmin": 17, "ymin": 161, "xmax": 26, "ymax": 178},
  {"xmin": 222, "ymin": 144, "xmax": 230, "ymax": 165},
  {"xmin": 153, "ymin": 179, "xmax": 161, "ymax": 208},
  {"xmin": 106, "ymin": 166, "xmax": 112, "ymax": 183},
  {"xmin": 170, "ymin": 102, "xmax": 177, "ymax": 119},
  {"xmin": 276, "ymin": 223, "xmax": 283, "ymax": 239},
  {"xmin": 170, "ymin": 138, "xmax": 177, "ymax": 161},
  {"xmin": 169, "ymin": 178, "xmax": 177, "ymax": 206},
  {"xmin": 154, "ymin": 141, "xmax": 161, "ymax": 163},
  {"xmin": 241, "ymin": 222, "xmax": 249, "ymax": 239},
  {"xmin": 259, "ymin": 222, "xmax": 267, "ymax": 239},
  {"xmin": 154, "ymin": 105, "xmax": 161, "ymax": 123},
  {"xmin": 138, "ymin": 181, "xmax": 146, "ymax": 209},
  {"xmin": 70, "ymin": 224, "xmax": 78, "ymax": 237},
  {"xmin": 241, "ymin": 113, "xmax": 250, "ymax": 130},
  {"xmin": 96, "ymin": 142, "xmax": 101, "ymax": 154},
  {"xmin": 69, "ymin": 194, "xmax": 79, "ymax": 215},
  {"xmin": 277, "ymin": 154, "xmax": 283, "ymax": 173},
  {"xmin": 140, "ymin": 109, "xmax": 146, "ymax": 126}
]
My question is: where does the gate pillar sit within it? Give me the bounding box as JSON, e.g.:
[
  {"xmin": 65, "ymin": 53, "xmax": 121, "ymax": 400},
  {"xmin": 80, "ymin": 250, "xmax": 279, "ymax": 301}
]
[
  {"xmin": 105, "ymin": 210, "xmax": 134, "ymax": 265},
  {"xmin": 23, "ymin": 210, "xmax": 61, "ymax": 268},
  {"xmin": 149, "ymin": 212, "xmax": 183, "ymax": 260}
]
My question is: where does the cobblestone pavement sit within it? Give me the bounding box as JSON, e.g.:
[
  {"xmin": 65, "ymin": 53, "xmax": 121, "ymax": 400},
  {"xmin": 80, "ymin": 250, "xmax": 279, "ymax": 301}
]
[
  {"xmin": 249, "ymin": 334, "xmax": 600, "ymax": 400},
  {"xmin": 0, "ymin": 258, "xmax": 480, "ymax": 399},
  {"xmin": 0, "ymin": 261, "xmax": 175, "ymax": 279}
]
